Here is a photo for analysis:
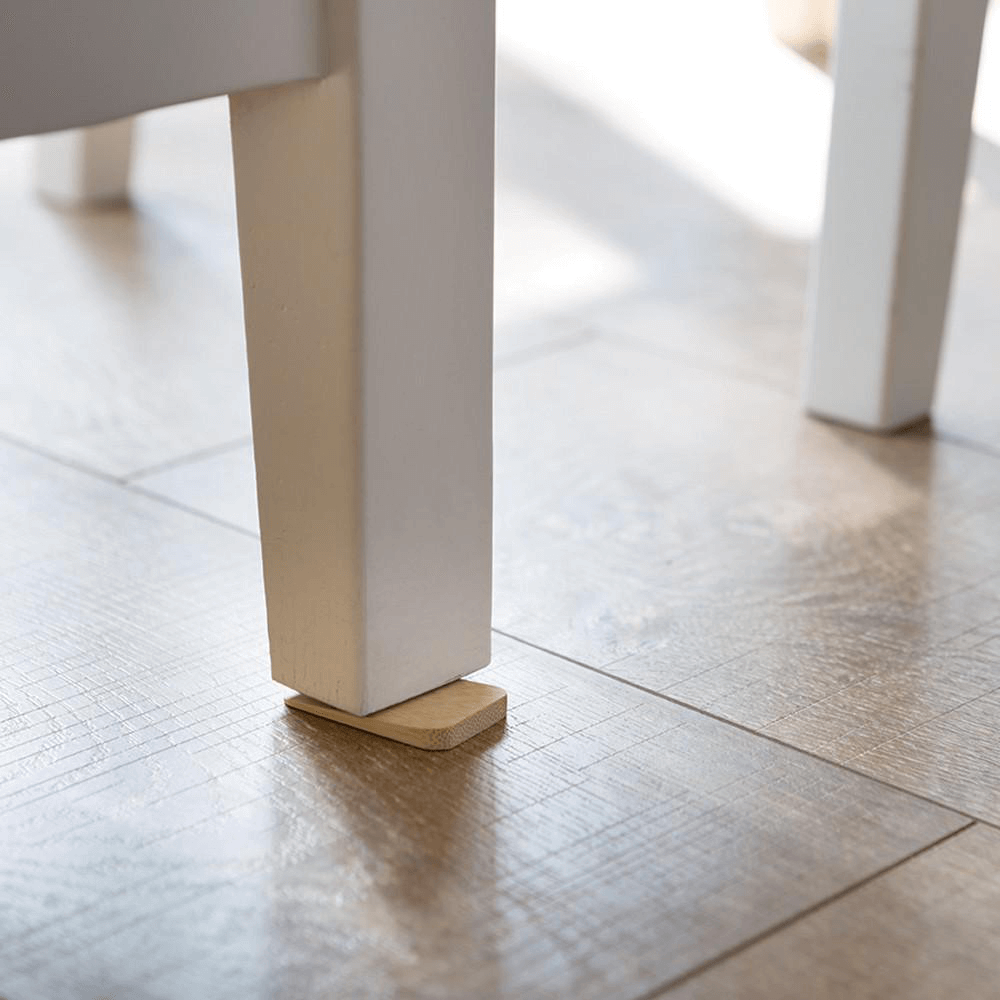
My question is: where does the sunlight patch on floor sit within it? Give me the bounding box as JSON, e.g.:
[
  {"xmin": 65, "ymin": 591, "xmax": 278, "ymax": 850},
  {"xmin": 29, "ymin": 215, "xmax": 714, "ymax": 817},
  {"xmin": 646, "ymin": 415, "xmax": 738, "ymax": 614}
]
[
  {"xmin": 495, "ymin": 187, "xmax": 640, "ymax": 325},
  {"xmin": 498, "ymin": 0, "xmax": 832, "ymax": 240}
]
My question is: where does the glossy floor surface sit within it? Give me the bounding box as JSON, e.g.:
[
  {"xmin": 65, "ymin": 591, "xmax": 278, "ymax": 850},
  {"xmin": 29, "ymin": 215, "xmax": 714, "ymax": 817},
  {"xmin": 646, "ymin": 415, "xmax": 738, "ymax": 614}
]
[{"xmin": 4, "ymin": 3, "xmax": 1000, "ymax": 998}]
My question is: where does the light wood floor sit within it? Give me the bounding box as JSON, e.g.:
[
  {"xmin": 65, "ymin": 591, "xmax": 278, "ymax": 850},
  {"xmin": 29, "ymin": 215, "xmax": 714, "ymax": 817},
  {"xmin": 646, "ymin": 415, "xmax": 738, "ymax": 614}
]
[{"xmin": 4, "ymin": 6, "xmax": 1000, "ymax": 998}]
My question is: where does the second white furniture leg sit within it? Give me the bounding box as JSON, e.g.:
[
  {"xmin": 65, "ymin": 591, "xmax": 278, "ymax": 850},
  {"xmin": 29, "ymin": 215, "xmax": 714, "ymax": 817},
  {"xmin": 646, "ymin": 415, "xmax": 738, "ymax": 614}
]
[
  {"xmin": 805, "ymin": 0, "xmax": 988, "ymax": 431},
  {"xmin": 229, "ymin": 0, "xmax": 495, "ymax": 716},
  {"xmin": 35, "ymin": 116, "xmax": 135, "ymax": 207}
]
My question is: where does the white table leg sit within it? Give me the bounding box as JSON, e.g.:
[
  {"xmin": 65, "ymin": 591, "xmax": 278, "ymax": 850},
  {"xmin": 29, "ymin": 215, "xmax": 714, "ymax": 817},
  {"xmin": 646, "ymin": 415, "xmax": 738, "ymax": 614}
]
[
  {"xmin": 229, "ymin": 0, "xmax": 495, "ymax": 716},
  {"xmin": 35, "ymin": 116, "xmax": 135, "ymax": 207},
  {"xmin": 805, "ymin": 0, "xmax": 988, "ymax": 431}
]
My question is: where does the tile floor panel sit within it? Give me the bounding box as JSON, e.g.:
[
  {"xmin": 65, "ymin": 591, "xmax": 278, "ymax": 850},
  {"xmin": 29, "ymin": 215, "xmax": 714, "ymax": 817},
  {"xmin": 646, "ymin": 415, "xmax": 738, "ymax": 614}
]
[
  {"xmin": 664, "ymin": 823, "xmax": 1000, "ymax": 1000},
  {"xmin": 0, "ymin": 444, "xmax": 969, "ymax": 1000}
]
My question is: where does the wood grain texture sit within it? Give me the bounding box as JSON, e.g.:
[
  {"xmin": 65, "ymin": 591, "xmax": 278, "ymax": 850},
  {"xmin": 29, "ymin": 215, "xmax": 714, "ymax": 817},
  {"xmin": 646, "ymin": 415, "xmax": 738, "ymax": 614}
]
[
  {"xmin": 492, "ymin": 5, "xmax": 1000, "ymax": 808},
  {"xmin": 135, "ymin": 306, "xmax": 1000, "ymax": 822},
  {"xmin": 667, "ymin": 823, "xmax": 1000, "ymax": 999},
  {"xmin": 827, "ymin": 687, "xmax": 1000, "ymax": 826},
  {"xmin": 286, "ymin": 681, "xmax": 507, "ymax": 751},
  {"xmin": 492, "ymin": 340, "xmax": 1000, "ymax": 822},
  {"xmin": 492, "ymin": 338, "xmax": 1000, "ymax": 660},
  {"xmin": 0, "ymin": 442, "xmax": 967, "ymax": 1000}
]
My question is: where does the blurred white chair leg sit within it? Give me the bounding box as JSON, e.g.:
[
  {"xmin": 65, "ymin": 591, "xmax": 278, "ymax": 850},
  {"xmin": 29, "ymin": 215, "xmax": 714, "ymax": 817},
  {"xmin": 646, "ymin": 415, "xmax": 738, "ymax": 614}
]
[
  {"xmin": 766, "ymin": 0, "xmax": 837, "ymax": 62},
  {"xmin": 805, "ymin": 0, "xmax": 987, "ymax": 431},
  {"xmin": 35, "ymin": 116, "xmax": 135, "ymax": 207}
]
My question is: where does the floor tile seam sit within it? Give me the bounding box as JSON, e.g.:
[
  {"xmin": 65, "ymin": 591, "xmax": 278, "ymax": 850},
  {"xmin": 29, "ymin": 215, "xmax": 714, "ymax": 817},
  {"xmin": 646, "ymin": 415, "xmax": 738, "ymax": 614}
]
[
  {"xmin": 0, "ymin": 426, "xmax": 260, "ymax": 541},
  {"xmin": 632, "ymin": 820, "xmax": 978, "ymax": 1000},
  {"xmin": 124, "ymin": 435, "xmax": 253, "ymax": 481},
  {"xmin": 4, "ymin": 432, "xmax": 993, "ymax": 822},
  {"xmin": 608, "ymin": 642, "xmax": 777, "ymax": 693},
  {"xmin": 0, "ymin": 428, "xmax": 123, "ymax": 484},
  {"xmin": 491, "ymin": 628, "xmax": 981, "ymax": 825},
  {"xmin": 933, "ymin": 427, "xmax": 1000, "ymax": 464},
  {"xmin": 123, "ymin": 482, "xmax": 260, "ymax": 539}
]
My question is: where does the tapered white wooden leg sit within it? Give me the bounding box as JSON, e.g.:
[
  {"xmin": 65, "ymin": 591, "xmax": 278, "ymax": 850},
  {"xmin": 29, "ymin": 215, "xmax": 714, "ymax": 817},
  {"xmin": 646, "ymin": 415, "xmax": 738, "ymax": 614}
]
[
  {"xmin": 805, "ymin": 0, "xmax": 987, "ymax": 431},
  {"xmin": 229, "ymin": 0, "xmax": 495, "ymax": 716},
  {"xmin": 35, "ymin": 116, "xmax": 135, "ymax": 207}
]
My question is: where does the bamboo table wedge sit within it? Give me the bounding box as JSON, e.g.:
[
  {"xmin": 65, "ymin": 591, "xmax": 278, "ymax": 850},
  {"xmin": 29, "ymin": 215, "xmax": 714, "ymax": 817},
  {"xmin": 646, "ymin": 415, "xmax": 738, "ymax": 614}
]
[{"xmin": 285, "ymin": 680, "xmax": 507, "ymax": 750}]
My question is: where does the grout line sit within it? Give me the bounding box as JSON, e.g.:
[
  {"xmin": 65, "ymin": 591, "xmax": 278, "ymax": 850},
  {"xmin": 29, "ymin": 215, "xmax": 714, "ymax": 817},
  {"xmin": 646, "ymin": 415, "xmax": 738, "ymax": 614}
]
[
  {"xmin": 5, "ymin": 402, "xmax": 999, "ymax": 824},
  {"xmin": 931, "ymin": 427, "xmax": 1000, "ymax": 463},
  {"xmin": 632, "ymin": 821, "xmax": 977, "ymax": 1000},
  {"xmin": 6, "ymin": 418, "xmax": 999, "ymax": 806},
  {"xmin": 0, "ymin": 429, "xmax": 125, "ymax": 485},
  {"xmin": 124, "ymin": 435, "xmax": 253, "ymax": 481},
  {"xmin": 125, "ymin": 482, "xmax": 260, "ymax": 539},
  {"xmin": 490, "ymin": 627, "xmax": 984, "ymax": 826},
  {"xmin": 0, "ymin": 426, "xmax": 260, "ymax": 541},
  {"xmin": 4, "ymin": 423, "xmax": 998, "ymax": 981}
]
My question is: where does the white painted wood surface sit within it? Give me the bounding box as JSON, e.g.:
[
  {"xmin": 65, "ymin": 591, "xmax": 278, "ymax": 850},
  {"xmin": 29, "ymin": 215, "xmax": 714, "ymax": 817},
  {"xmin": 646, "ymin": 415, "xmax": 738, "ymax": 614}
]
[
  {"xmin": 35, "ymin": 117, "xmax": 134, "ymax": 207},
  {"xmin": 0, "ymin": 0, "xmax": 326, "ymax": 139},
  {"xmin": 230, "ymin": 0, "xmax": 495, "ymax": 715},
  {"xmin": 806, "ymin": 0, "xmax": 988, "ymax": 431}
]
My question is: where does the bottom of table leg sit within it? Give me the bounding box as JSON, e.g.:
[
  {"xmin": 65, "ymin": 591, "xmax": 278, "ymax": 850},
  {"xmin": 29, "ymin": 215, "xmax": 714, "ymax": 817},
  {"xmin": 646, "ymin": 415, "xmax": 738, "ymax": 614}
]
[{"xmin": 284, "ymin": 679, "xmax": 507, "ymax": 750}]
